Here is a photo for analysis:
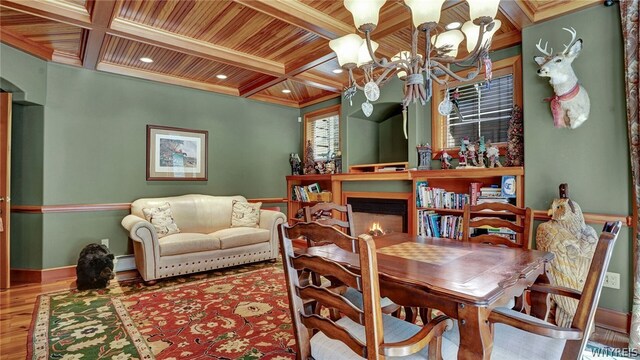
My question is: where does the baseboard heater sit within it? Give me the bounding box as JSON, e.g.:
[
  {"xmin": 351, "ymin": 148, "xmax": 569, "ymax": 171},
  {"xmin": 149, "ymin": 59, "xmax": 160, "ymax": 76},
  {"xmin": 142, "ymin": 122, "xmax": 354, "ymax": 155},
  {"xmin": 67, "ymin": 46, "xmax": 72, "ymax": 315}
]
[{"xmin": 114, "ymin": 255, "xmax": 136, "ymax": 272}]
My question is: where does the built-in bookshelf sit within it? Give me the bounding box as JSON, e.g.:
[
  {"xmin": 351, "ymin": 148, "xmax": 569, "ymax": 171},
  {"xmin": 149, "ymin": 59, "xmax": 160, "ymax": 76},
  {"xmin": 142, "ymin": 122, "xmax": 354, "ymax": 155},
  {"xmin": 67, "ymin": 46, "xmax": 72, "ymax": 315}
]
[
  {"xmin": 285, "ymin": 174, "xmax": 335, "ymax": 225},
  {"xmin": 412, "ymin": 167, "xmax": 524, "ymax": 239}
]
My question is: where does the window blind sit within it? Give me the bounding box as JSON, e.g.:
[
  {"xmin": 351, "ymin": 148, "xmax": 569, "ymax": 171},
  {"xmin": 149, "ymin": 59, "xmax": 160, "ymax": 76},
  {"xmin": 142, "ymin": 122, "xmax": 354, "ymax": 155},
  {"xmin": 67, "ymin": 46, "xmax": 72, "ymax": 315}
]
[
  {"xmin": 445, "ymin": 74, "xmax": 513, "ymax": 148},
  {"xmin": 307, "ymin": 114, "xmax": 339, "ymax": 161}
]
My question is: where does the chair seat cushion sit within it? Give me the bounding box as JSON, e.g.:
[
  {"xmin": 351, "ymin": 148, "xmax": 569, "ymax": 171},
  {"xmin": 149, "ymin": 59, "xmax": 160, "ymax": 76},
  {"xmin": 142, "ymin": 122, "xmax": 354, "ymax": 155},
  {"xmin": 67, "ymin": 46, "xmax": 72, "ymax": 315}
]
[
  {"xmin": 210, "ymin": 227, "xmax": 270, "ymax": 249},
  {"xmin": 310, "ymin": 314, "xmax": 458, "ymax": 360},
  {"xmin": 342, "ymin": 287, "xmax": 397, "ymax": 311},
  {"xmin": 158, "ymin": 233, "xmax": 220, "ymax": 256},
  {"xmin": 443, "ymin": 308, "xmax": 567, "ymax": 359}
]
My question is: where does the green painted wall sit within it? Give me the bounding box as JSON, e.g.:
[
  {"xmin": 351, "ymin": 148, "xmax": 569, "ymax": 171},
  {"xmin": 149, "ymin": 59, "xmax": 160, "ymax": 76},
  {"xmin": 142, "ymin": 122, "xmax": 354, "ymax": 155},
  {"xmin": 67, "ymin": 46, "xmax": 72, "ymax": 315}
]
[
  {"xmin": 379, "ymin": 113, "xmax": 408, "ymax": 163},
  {"xmin": 4, "ymin": 46, "xmax": 301, "ymax": 268},
  {"xmin": 10, "ymin": 103, "xmax": 45, "ymax": 268},
  {"xmin": 0, "ymin": 44, "xmax": 47, "ymax": 105},
  {"xmin": 348, "ymin": 116, "xmax": 379, "ymax": 165},
  {"xmin": 11, "ymin": 104, "xmax": 44, "ymax": 205},
  {"xmin": 522, "ymin": 5, "xmax": 631, "ymax": 312}
]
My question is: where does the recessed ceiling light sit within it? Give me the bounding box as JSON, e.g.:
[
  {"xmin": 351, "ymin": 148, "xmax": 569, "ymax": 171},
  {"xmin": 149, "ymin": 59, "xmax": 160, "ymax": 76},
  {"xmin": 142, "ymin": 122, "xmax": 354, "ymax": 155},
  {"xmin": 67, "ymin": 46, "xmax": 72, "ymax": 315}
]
[
  {"xmin": 216, "ymin": 74, "xmax": 228, "ymax": 79},
  {"xmin": 445, "ymin": 22, "xmax": 462, "ymax": 30},
  {"xmin": 282, "ymin": 89, "xmax": 292, "ymax": 94},
  {"xmin": 139, "ymin": 57, "xmax": 154, "ymax": 63},
  {"xmin": 332, "ymin": 69, "xmax": 344, "ymax": 74}
]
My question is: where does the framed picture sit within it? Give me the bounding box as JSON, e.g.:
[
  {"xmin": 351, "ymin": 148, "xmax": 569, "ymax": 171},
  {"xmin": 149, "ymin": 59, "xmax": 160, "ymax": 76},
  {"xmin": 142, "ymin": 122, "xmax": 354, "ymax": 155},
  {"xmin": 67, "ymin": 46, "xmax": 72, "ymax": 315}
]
[{"xmin": 146, "ymin": 125, "xmax": 208, "ymax": 181}]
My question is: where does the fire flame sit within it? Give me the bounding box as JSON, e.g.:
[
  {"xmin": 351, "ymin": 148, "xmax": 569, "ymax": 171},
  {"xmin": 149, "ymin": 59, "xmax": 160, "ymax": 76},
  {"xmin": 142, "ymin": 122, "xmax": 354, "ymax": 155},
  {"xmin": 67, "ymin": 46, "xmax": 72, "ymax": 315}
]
[{"xmin": 369, "ymin": 222, "xmax": 384, "ymax": 236}]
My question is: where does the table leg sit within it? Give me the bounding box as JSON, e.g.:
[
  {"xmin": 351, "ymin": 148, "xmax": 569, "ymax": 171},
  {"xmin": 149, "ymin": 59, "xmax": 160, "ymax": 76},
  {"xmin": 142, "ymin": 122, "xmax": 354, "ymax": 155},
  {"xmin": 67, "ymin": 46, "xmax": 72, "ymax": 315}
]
[{"xmin": 457, "ymin": 304, "xmax": 493, "ymax": 360}]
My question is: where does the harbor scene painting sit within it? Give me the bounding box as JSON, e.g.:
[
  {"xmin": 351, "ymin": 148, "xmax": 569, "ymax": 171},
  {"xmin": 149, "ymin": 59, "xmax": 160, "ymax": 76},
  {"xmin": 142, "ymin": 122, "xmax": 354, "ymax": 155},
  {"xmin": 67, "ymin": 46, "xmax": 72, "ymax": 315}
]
[{"xmin": 147, "ymin": 125, "xmax": 208, "ymax": 181}]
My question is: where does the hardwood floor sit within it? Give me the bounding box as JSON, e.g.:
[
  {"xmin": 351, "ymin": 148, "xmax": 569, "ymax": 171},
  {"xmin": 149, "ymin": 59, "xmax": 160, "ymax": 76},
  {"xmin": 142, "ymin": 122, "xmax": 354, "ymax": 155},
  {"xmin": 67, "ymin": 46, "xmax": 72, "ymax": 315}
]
[{"xmin": 0, "ymin": 274, "xmax": 631, "ymax": 359}]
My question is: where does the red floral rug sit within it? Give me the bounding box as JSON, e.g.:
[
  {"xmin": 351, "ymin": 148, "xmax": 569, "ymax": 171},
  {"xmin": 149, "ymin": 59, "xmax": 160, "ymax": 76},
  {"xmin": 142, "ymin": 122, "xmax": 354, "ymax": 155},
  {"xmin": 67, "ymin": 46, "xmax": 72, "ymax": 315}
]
[{"xmin": 29, "ymin": 263, "xmax": 296, "ymax": 359}]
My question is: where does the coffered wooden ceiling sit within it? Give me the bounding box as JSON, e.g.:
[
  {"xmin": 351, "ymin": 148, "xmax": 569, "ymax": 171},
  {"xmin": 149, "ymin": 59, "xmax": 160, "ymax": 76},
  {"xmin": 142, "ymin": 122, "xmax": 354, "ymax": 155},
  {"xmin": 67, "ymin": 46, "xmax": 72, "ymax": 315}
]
[{"xmin": 0, "ymin": 0, "xmax": 600, "ymax": 108}]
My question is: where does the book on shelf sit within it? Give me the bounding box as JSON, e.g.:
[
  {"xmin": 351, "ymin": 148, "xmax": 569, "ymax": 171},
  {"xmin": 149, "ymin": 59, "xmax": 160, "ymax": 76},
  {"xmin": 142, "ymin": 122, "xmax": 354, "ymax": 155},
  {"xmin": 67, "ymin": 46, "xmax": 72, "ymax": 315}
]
[
  {"xmin": 417, "ymin": 209, "xmax": 461, "ymax": 240},
  {"xmin": 480, "ymin": 186, "xmax": 502, "ymax": 197},
  {"xmin": 416, "ymin": 184, "xmax": 470, "ymax": 210},
  {"xmin": 476, "ymin": 196, "xmax": 510, "ymax": 204},
  {"xmin": 470, "ymin": 182, "xmax": 482, "ymax": 205},
  {"xmin": 291, "ymin": 183, "xmax": 323, "ymax": 202}
]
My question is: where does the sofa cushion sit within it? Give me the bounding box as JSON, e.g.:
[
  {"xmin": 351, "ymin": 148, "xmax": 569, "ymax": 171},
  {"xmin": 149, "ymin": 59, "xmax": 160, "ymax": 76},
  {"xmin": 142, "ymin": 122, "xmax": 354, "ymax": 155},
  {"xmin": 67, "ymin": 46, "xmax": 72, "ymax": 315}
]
[
  {"xmin": 142, "ymin": 202, "xmax": 180, "ymax": 238},
  {"xmin": 158, "ymin": 233, "xmax": 221, "ymax": 256},
  {"xmin": 211, "ymin": 227, "xmax": 270, "ymax": 249},
  {"xmin": 231, "ymin": 200, "xmax": 261, "ymax": 228}
]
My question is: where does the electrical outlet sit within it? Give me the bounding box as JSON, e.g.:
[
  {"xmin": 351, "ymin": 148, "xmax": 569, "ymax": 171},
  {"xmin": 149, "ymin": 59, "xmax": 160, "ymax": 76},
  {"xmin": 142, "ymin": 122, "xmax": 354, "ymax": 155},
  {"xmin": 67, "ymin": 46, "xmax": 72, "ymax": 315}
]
[
  {"xmin": 101, "ymin": 238, "xmax": 109, "ymax": 248},
  {"xmin": 604, "ymin": 272, "xmax": 620, "ymax": 289}
]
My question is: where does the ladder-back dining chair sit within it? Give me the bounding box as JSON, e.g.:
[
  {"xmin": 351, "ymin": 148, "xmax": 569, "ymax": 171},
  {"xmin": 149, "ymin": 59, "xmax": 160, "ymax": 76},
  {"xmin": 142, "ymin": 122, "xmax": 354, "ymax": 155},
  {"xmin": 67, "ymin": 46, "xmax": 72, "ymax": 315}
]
[
  {"xmin": 282, "ymin": 221, "xmax": 401, "ymax": 318},
  {"xmin": 303, "ymin": 202, "xmax": 355, "ymax": 236},
  {"xmin": 461, "ymin": 202, "xmax": 534, "ymax": 249},
  {"xmin": 445, "ymin": 221, "xmax": 622, "ymax": 359},
  {"xmin": 278, "ymin": 223, "xmax": 454, "ymax": 360}
]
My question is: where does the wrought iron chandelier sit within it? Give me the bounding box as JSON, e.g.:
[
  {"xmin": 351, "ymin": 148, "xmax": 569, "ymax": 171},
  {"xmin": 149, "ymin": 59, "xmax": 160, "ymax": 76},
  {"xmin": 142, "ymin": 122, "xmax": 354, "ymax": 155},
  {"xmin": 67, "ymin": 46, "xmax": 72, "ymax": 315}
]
[{"xmin": 330, "ymin": 0, "xmax": 502, "ymax": 117}]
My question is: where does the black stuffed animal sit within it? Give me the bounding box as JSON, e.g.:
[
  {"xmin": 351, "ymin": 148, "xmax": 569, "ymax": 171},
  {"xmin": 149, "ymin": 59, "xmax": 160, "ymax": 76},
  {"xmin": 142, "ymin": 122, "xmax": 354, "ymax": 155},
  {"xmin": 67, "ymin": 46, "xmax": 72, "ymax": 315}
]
[{"xmin": 76, "ymin": 243, "xmax": 115, "ymax": 290}]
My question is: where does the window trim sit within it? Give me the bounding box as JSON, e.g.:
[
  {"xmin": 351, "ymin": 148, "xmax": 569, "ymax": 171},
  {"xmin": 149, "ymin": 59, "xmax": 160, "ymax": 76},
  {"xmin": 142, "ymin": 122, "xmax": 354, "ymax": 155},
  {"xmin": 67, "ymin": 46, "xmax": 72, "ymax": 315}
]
[
  {"xmin": 303, "ymin": 104, "xmax": 341, "ymax": 162},
  {"xmin": 431, "ymin": 55, "xmax": 522, "ymax": 159}
]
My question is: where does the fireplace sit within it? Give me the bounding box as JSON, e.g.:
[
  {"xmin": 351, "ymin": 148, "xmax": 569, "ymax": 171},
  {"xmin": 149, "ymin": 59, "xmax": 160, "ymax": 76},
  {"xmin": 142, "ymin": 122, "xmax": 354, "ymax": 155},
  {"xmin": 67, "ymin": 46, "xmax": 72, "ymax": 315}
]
[{"xmin": 347, "ymin": 197, "xmax": 409, "ymax": 236}]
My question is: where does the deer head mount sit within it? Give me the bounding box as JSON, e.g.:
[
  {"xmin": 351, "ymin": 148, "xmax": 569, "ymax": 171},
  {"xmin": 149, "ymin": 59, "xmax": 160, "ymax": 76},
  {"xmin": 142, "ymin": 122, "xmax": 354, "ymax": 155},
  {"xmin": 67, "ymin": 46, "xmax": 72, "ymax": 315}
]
[{"xmin": 534, "ymin": 27, "xmax": 590, "ymax": 129}]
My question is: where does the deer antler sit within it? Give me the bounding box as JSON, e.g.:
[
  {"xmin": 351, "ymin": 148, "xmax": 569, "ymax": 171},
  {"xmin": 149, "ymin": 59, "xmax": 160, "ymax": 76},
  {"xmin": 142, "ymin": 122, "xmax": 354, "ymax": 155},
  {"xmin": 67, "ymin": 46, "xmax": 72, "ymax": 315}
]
[
  {"xmin": 561, "ymin": 27, "xmax": 577, "ymax": 54},
  {"xmin": 536, "ymin": 39, "xmax": 553, "ymax": 57}
]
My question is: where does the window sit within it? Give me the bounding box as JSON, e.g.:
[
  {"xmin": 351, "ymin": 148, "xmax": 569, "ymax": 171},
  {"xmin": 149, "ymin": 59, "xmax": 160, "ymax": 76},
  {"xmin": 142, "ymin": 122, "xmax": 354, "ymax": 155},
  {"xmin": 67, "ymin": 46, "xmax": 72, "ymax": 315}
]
[
  {"xmin": 304, "ymin": 105, "xmax": 341, "ymax": 162},
  {"xmin": 432, "ymin": 56, "xmax": 522, "ymax": 156}
]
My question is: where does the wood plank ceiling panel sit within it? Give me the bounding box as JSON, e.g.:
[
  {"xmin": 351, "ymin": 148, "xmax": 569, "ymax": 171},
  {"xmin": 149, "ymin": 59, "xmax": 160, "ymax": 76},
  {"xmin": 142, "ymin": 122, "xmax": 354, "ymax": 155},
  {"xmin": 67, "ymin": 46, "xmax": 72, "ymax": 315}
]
[
  {"xmin": 116, "ymin": 0, "xmax": 325, "ymax": 63},
  {"xmin": 303, "ymin": 57, "xmax": 349, "ymax": 85},
  {"xmin": 100, "ymin": 35, "xmax": 274, "ymax": 89},
  {"xmin": 0, "ymin": 8, "xmax": 83, "ymax": 57},
  {"xmin": 253, "ymin": 78, "xmax": 334, "ymax": 103}
]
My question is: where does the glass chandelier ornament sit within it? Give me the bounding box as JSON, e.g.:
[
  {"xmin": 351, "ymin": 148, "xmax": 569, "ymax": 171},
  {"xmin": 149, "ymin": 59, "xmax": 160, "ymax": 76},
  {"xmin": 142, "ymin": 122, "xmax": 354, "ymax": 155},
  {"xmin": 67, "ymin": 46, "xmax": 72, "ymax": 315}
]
[{"xmin": 330, "ymin": 0, "xmax": 501, "ymax": 114}]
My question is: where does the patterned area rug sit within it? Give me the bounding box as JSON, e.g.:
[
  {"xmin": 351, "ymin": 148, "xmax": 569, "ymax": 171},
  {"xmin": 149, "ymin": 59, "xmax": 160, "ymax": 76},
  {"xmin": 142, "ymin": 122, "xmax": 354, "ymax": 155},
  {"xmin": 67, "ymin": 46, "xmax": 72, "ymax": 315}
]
[
  {"xmin": 29, "ymin": 262, "xmax": 296, "ymax": 360},
  {"xmin": 28, "ymin": 260, "xmax": 632, "ymax": 359}
]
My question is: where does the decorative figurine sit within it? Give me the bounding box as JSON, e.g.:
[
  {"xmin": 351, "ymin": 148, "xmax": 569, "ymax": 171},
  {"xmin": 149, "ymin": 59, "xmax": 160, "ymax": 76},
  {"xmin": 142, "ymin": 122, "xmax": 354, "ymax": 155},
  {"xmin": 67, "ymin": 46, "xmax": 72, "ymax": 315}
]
[
  {"xmin": 451, "ymin": 87, "xmax": 464, "ymax": 120},
  {"xmin": 417, "ymin": 144, "xmax": 432, "ymax": 170},
  {"xmin": 458, "ymin": 137, "xmax": 469, "ymax": 168},
  {"xmin": 325, "ymin": 161, "xmax": 335, "ymax": 174},
  {"xmin": 486, "ymin": 141, "xmax": 502, "ymax": 168},
  {"xmin": 289, "ymin": 153, "xmax": 301, "ymax": 175},
  {"xmin": 440, "ymin": 150, "xmax": 453, "ymax": 170},
  {"xmin": 477, "ymin": 136, "xmax": 486, "ymax": 167},
  {"xmin": 332, "ymin": 150, "xmax": 342, "ymax": 174},
  {"xmin": 315, "ymin": 161, "xmax": 326, "ymax": 174},
  {"xmin": 536, "ymin": 184, "xmax": 598, "ymax": 327},
  {"xmin": 467, "ymin": 142, "xmax": 478, "ymax": 166},
  {"xmin": 303, "ymin": 140, "xmax": 316, "ymax": 174}
]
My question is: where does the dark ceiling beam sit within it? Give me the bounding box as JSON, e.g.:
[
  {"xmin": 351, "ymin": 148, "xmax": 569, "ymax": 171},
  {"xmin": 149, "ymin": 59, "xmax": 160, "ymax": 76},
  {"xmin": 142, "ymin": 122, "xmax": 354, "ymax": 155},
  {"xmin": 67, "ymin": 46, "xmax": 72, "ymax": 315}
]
[{"xmin": 82, "ymin": 0, "xmax": 118, "ymax": 70}]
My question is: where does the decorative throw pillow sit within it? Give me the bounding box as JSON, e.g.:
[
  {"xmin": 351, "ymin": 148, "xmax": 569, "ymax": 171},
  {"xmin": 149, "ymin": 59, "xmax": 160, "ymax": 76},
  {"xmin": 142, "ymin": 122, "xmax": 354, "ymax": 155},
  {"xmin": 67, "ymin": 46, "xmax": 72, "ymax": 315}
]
[
  {"xmin": 142, "ymin": 202, "xmax": 180, "ymax": 237},
  {"xmin": 231, "ymin": 200, "xmax": 261, "ymax": 228}
]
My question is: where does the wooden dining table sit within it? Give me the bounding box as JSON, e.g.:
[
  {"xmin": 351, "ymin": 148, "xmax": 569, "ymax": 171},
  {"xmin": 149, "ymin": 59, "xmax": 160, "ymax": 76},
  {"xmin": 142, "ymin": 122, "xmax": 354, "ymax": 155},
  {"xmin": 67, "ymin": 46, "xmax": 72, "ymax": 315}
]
[{"xmin": 296, "ymin": 232, "xmax": 554, "ymax": 360}]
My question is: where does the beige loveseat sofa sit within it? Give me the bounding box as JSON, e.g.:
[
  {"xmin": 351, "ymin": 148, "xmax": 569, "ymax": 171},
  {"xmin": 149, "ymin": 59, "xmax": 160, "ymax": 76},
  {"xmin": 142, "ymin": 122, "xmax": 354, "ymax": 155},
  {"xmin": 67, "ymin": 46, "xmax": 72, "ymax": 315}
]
[{"xmin": 121, "ymin": 194, "xmax": 286, "ymax": 281}]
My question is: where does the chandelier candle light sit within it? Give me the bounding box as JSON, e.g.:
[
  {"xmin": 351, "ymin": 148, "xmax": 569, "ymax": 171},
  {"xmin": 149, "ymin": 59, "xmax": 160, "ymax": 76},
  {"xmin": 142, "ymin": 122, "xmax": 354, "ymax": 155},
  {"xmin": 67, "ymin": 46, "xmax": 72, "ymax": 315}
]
[{"xmin": 330, "ymin": 0, "xmax": 501, "ymax": 134}]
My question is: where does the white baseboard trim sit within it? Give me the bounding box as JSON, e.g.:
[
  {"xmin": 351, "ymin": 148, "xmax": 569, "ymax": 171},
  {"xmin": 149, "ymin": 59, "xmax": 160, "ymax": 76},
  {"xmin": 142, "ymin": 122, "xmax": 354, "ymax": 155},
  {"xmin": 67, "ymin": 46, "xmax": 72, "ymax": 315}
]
[{"xmin": 114, "ymin": 255, "xmax": 136, "ymax": 272}]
